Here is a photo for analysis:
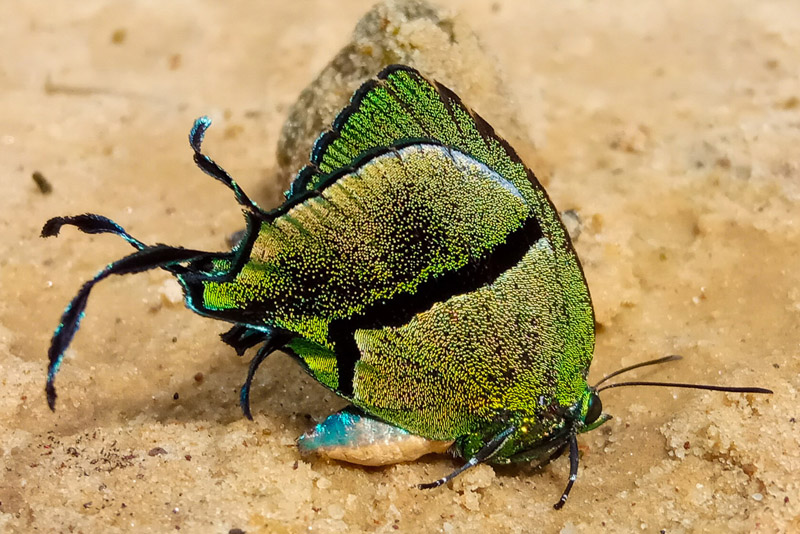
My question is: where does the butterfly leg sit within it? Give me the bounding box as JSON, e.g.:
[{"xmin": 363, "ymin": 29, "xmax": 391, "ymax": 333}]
[
  {"xmin": 418, "ymin": 425, "xmax": 516, "ymax": 489},
  {"xmin": 527, "ymin": 441, "xmax": 569, "ymax": 473},
  {"xmin": 239, "ymin": 331, "xmax": 291, "ymax": 420},
  {"xmin": 553, "ymin": 433, "xmax": 579, "ymax": 510},
  {"xmin": 504, "ymin": 426, "xmax": 569, "ymax": 465},
  {"xmin": 221, "ymin": 324, "xmax": 266, "ymax": 356}
]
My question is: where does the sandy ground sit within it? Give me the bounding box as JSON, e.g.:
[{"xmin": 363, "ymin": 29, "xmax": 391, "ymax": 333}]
[{"xmin": 1, "ymin": 1, "xmax": 799, "ymax": 532}]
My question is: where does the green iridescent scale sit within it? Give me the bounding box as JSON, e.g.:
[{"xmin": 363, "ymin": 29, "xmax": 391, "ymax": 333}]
[
  {"xmin": 186, "ymin": 66, "xmax": 596, "ymax": 446},
  {"xmin": 354, "ymin": 238, "xmax": 577, "ymax": 441},
  {"xmin": 43, "ymin": 65, "xmax": 598, "ymax": 507},
  {"xmin": 203, "ymin": 145, "xmax": 532, "ymax": 345}
]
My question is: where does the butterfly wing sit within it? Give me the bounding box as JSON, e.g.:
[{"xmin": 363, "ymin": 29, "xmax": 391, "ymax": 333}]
[{"xmin": 187, "ymin": 67, "xmax": 594, "ymax": 431}]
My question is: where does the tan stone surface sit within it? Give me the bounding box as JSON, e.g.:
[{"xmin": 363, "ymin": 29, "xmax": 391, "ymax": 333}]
[{"xmin": 1, "ymin": 1, "xmax": 798, "ymax": 532}]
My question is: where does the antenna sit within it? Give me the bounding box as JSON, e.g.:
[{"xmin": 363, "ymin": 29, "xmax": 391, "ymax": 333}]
[
  {"xmin": 597, "ymin": 381, "xmax": 772, "ymax": 394},
  {"xmin": 594, "ymin": 355, "xmax": 682, "ymax": 387}
]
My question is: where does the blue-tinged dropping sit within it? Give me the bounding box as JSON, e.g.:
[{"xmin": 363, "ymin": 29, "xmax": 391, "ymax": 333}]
[
  {"xmin": 297, "ymin": 406, "xmax": 453, "ymax": 466},
  {"xmin": 42, "ymin": 65, "xmax": 771, "ymax": 509}
]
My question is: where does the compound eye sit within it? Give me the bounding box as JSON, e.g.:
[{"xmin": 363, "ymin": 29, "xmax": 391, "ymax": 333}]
[{"xmin": 585, "ymin": 392, "xmax": 603, "ymax": 424}]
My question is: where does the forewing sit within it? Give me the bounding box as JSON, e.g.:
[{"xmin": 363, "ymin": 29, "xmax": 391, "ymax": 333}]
[
  {"xmin": 200, "ymin": 144, "xmax": 533, "ymax": 348},
  {"xmin": 196, "ymin": 67, "xmax": 594, "ymax": 404}
]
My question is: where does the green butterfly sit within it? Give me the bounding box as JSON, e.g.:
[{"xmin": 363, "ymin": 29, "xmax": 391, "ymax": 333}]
[{"xmin": 43, "ymin": 65, "xmax": 770, "ymax": 508}]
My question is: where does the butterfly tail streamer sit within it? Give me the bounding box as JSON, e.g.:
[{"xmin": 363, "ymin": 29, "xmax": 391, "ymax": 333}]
[
  {"xmin": 189, "ymin": 116, "xmax": 267, "ymax": 218},
  {"xmin": 43, "ymin": 237, "xmax": 214, "ymax": 410},
  {"xmin": 42, "ymin": 214, "xmax": 148, "ymax": 251}
]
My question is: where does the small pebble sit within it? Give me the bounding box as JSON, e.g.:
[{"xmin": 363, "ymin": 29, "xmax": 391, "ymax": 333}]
[
  {"xmin": 328, "ymin": 504, "xmax": 345, "ymax": 520},
  {"xmin": 110, "ymin": 28, "xmax": 127, "ymax": 44},
  {"xmin": 32, "ymin": 171, "xmax": 53, "ymax": 194},
  {"xmin": 561, "ymin": 210, "xmax": 582, "ymax": 241},
  {"xmin": 159, "ymin": 279, "xmax": 184, "ymax": 306}
]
